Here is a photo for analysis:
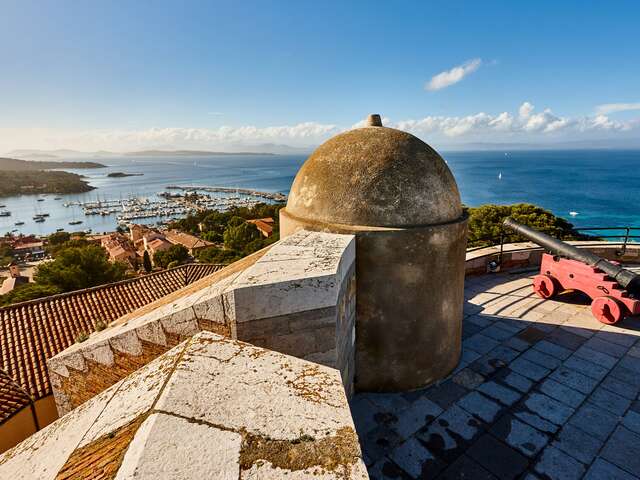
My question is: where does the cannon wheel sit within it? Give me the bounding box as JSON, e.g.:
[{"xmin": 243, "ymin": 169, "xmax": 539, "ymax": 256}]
[
  {"xmin": 591, "ymin": 296, "xmax": 624, "ymax": 325},
  {"xmin": 533, "ymin": 274, "xmax": 558, "ymax": 299}
]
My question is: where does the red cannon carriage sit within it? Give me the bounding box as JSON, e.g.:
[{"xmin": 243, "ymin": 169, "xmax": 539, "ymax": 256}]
[{"xmin": 503, "ymin": 218, "xmax": 640, "ymax": 325}]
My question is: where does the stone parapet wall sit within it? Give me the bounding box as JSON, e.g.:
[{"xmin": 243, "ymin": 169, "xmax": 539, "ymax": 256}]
[
  {"xmin": 465, "ymin": 241, "xmax": 640, "ymax": 276},
  {"xmin": 1, "ymin": 332, "xmax": 368, "ymax": 479},
  {"xmin": 48, "ymin": 230, "xmax": 356, "ymax": 415}
]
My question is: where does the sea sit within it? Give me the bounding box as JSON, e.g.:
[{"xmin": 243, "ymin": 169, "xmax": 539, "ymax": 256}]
[{"xmin": 0, "ymin": 150, "xmax": 638, "ymax": 237}]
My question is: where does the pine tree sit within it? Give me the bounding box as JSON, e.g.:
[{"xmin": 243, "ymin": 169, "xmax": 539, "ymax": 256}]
[{"xmin": 143, "ymin": 250, "xmax": 152, "ymax": 273}]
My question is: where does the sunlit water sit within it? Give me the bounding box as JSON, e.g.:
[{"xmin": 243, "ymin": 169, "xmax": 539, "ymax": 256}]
[{"xmin": 0, "ymin": 150, "xmax": 638, "ymax": 236}]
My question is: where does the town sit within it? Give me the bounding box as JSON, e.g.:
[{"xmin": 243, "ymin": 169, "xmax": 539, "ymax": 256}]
[{"xmin": 0, "ymin": 202, "xmax": 282, "ymax": 306}]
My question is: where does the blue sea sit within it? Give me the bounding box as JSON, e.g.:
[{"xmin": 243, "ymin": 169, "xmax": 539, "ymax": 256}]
[{"xmin": 0, "ymin": 150, "xmax": 638, "ymax": 236}]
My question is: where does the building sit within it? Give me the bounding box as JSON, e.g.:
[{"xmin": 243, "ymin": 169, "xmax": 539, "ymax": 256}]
[
  {"xmin": 0, "ymin": 264, "xmax": 30, "ymax": 295},
  {"xmin": 163, "ymin": 229, "xmax": 215, "ymax": 254},
  {"xmin": 144, "ymin": 237, "xmax": 173, "ymax": 261},
  {"xmin": 2, "ymin": 118, "xmax": 639, "ymax": 478},
  {"xmin": 247, "ymin": 217, "xmax": 275, "ymax": 237},
  {"xmin": 100, "ymin": 233, "xmax": 137, "ymax": 266},
  {"xmin": 12, "ymin": 241, "xmax": 45, "ymax": 259},
  {"xmin": 0, "ymin": 263, "xmax": 223, "ymax": 452}
]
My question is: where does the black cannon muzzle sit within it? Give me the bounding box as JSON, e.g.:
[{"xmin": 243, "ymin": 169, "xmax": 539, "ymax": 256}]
[{"xmin": 503, "ymin": 217, "xmax": 640, "ymax": 295}]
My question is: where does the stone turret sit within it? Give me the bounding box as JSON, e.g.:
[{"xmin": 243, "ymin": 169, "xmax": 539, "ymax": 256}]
[{"xmin": 280, "ymin": 115, "xmax": 468, "ymax": 391}]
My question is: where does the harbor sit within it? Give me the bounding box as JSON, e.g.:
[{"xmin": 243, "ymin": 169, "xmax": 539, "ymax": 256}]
[{"xmin": 0, "ymin": 180, "xmax": 290, "ymax": 236}]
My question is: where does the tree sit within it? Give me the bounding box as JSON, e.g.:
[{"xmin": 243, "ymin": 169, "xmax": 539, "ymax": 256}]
[
  {"xmin": 35, "ymin": 244, "xmax": 128, "ymax": 292},
  {"xmin": 224, "ymin": 220, "xmax": 261, "ymax": 252},
  {"xmin": 47, "ymin": 231, "xmax": 71, "ymax": 246},
  {"xmin": 196, "ymin": 246, "xmax": 243, "ymax": 264},
  {"xmin": 466, "ymin": 203, "xmax": 590, "ymax": 248},
  {"xmin": 0, "ymin": 244, "xmax": 13, "ymax": 266},
  {"xmin": 153, "ymin": 244, "xmax": 189, "ymax": 269},
  {"xmin": 142, "ymin": 250, "xmax": 152, "ymax": 273},
  {"xmin": 0, "ymin": 283, "xmax": 62, "ymax": 307}
]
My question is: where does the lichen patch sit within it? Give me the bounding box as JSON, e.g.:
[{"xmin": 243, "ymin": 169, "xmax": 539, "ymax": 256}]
[{"xmin": 239, "ymin": 426, "xmax": 360, "ymax": 478}]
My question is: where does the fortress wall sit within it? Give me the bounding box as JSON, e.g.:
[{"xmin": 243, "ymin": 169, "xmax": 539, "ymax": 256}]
[{"xmin": 48, "ymin": 230, "xmax": 357, "ymax": 415}]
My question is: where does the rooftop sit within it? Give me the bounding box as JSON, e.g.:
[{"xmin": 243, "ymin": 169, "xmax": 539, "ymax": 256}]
[
  {"xmin": 164, "ymin": 229, "xmax": 214, "ymax": 250},
  {"xmin": 0, "ymin": 263, "xmax": 223, "ymax": 407},
  {"xmin": 353, "ymin": 271, "xmax": 640, "ymax": 480}
]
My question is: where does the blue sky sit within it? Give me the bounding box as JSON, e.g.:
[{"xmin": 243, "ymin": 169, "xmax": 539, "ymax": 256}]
[{"xmin": 1, "ymin": 0, "xmax": 639, "ymax": 151}]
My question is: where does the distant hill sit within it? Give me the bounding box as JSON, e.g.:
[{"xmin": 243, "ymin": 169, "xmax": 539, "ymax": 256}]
[
  {"xmin": 126, "ymin": 149, "xmax": 276, "ymax": 156},
  {"xmin": 0, "ymin": 157, "xmax": 106, "ymax": 171}
]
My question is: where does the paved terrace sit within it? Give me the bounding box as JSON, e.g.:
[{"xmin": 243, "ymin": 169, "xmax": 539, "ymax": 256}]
[{"xmin": 353, "ymin": 271, "xmax": 640, "ymax": 480}]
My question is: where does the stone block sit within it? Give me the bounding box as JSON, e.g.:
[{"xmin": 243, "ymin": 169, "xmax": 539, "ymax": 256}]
[
  {"xmin": 416, "ymin": 405, "xmax": 483, "ymax": 461},
  {"xmin": 467, "ymin": 433, "xmax": 529, "ymax": 480},
  {"xmin": 600, "ymin": 426, "xmax": 640, "ymax": 477},
  {"xmin": 457, "ymin": 391, "xmax": 503, "ymax": 423},
  {"xmin": 552, "ymin": 424, "xmax": 604, "ymax": 465},
  {"xmin": 584, "ymin": 459, "xmax": 639, "ymax": 480},
  {"xmin": 388, "ymin": 438, "xmax": 437, "ymax": 478},
  {"xmin": 549, "ymin": 366, "xmax": 599, "ymax": 395},
  {"xmin": 569, "ymin": 403, "xmax": 619, "ymax": 441},
  {"xmin": 509, "ymin": 357, "xmax": 550, "ymax": 382},
  {"xmin": 536, "ymin": 378, "xmax": 585, "ymax": 408},
  {"xmin": 521, "ymin": 393, "xmax": 574, "ymax": 426},
  {"xmin": 490, "ymin": 414, "xmax": 549, "ymax": 458},
  {"xmin": 477, "ymin": 381, "xmax": 522, "ymax": 406},
  {"xmin": 4, "ymin": 332, "xmax": 367, "ymax": 479},
  {"xmin": 589, "ymin": 385, "xmax": 632, "ymax": 416},
  {"xmin": 534, "ymin": 446, "xmax": 585, "ymax": 480}
]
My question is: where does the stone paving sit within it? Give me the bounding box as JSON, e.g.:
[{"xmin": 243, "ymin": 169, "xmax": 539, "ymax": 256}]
[{"xmin": 351, "ymin": 271, "xmax": 640, "ymax": 480}]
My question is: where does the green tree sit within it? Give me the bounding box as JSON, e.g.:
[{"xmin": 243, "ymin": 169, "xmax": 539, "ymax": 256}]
[
  {"xmin": 0, "ymin": 244, "xmax": 13, "ymax": 266},
  {"xmin": 196, "ymin": 246, "xmax": 243, "ymax": 264},
  {"xmin": 224, "ymin": 220, "xmax": 261, "ymax": 252},
  {"xmin": 466, "ymin": 203, "xmax": 589, "ymax": 248},
  {"xmin": 153, "ymin": 244, "xmax": 189, "ymax": 269},
  {"xmin": 47, "ymin": 231, "xmax": 71, "ymax": 246},
  {"xmin": 142, "ymin": 250, "xmax": 152, "ymax": 273},
  {"xmin": 35, "ymin": 244, "xmax": 128, "ymax": 291},
  {"xmin": 0, "ymin": 283, "xmax": 62, "ymax": 307}
]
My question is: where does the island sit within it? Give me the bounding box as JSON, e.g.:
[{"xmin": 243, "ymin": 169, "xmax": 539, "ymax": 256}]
[{"xmin": 107, "ymin": 172, "xmax": 144, "ymax": 178}]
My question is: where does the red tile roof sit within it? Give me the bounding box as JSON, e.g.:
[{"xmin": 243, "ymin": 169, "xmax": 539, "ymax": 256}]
[
  {"xmin": 0, "ymin": 263, "xmax": 224, "ymax": 414},
  {"xmin": 0, "ymin": 369, "xmax": 32, "ymax": 425},
  {"xmin": 164, "ymin": 230, "xmax": 214, "ymax": 250}
]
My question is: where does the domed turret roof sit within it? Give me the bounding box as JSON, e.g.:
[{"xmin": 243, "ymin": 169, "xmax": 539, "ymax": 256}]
[{"xmin": 286, "ymin": 115, "xmax": 463, "ymax": 228}]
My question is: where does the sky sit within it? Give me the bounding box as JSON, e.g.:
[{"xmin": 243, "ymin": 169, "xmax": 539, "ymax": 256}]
[{"xmin": 1, "ymin": 0, "xmax": 639, "ymax": 152}]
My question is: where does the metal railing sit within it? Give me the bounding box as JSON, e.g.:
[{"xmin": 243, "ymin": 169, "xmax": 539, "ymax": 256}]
[{"xmin": 467, "ymin": 226, "xmax": 640, "ymax": 257}]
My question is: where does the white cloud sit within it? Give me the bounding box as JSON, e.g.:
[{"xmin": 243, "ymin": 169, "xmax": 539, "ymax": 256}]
[
  {"xmin": 595, "ymin": 102, "xmax": 640, "ymax": 115},
  {"xmin": 518, "ymin": 102, "xmax": 534, "ymax": 119},
  {"xmin": 388, "ymin": 102, "xmax": 637, "ymax": 139},
  {"xmin": 2, "ymin": 102, "xmax": 639, "ymax": 153},
  {"xmin": 425, "ymin": 58, "xmax": 482, "ymax": 91}
]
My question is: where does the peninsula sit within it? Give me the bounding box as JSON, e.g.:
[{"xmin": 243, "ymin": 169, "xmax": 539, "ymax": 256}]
[
  {"xmin": 0, "ymin": 158, "xmax": 98, "ymax": 196},
  {"xmin": 0, "ymin": 157, "xmax": 106, "ymax": 171}
]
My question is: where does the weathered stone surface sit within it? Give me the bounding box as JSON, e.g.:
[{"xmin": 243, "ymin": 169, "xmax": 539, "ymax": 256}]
[
  {"xmin": 280, "ymin": 120, "xmax": 468, "ymax": 392},
  {"xmin": 2, "ymin": 332, "xmax": 367, "ymax": 479},
  {"xmin": 48, "ymin": 229, "xmax": 357, "ymax": 413},
  {"xmin": 115, "ymin": 412, "xmax": 242, "ymax": 480}
]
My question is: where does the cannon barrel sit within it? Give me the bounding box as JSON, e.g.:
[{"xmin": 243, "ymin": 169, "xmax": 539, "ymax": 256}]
[{"xmin": 503, "ymin": 217, "xmax": 640, "ymax": 295}]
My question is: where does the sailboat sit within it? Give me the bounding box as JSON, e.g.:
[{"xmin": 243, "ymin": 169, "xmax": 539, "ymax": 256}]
[{"xmin": 498, "ymin": 172, "xmax": 502, "ymax": 180}]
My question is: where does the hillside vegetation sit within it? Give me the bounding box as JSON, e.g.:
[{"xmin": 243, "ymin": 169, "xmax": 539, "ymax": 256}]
[
  {"xmin": 0, "ymin": 157, "xmax": 105, "ymax": 171},
  {"xmin": 466, "ymin": 203, "xmax": 591, "ymax": 248},
  {"xmin": 0, "ymin": 170, "xmax": 95, "ymax": 196}
]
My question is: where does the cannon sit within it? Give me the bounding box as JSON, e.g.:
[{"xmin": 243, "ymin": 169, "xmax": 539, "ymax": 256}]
[{"xmin": 503, "ymin": 218, "xmax": 640, "ymax": 324}]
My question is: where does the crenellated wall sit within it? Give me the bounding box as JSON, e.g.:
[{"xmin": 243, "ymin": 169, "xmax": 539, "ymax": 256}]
[{"xmin": 48, "ymin": 230, "xmax": 357, "ymax": 414}]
